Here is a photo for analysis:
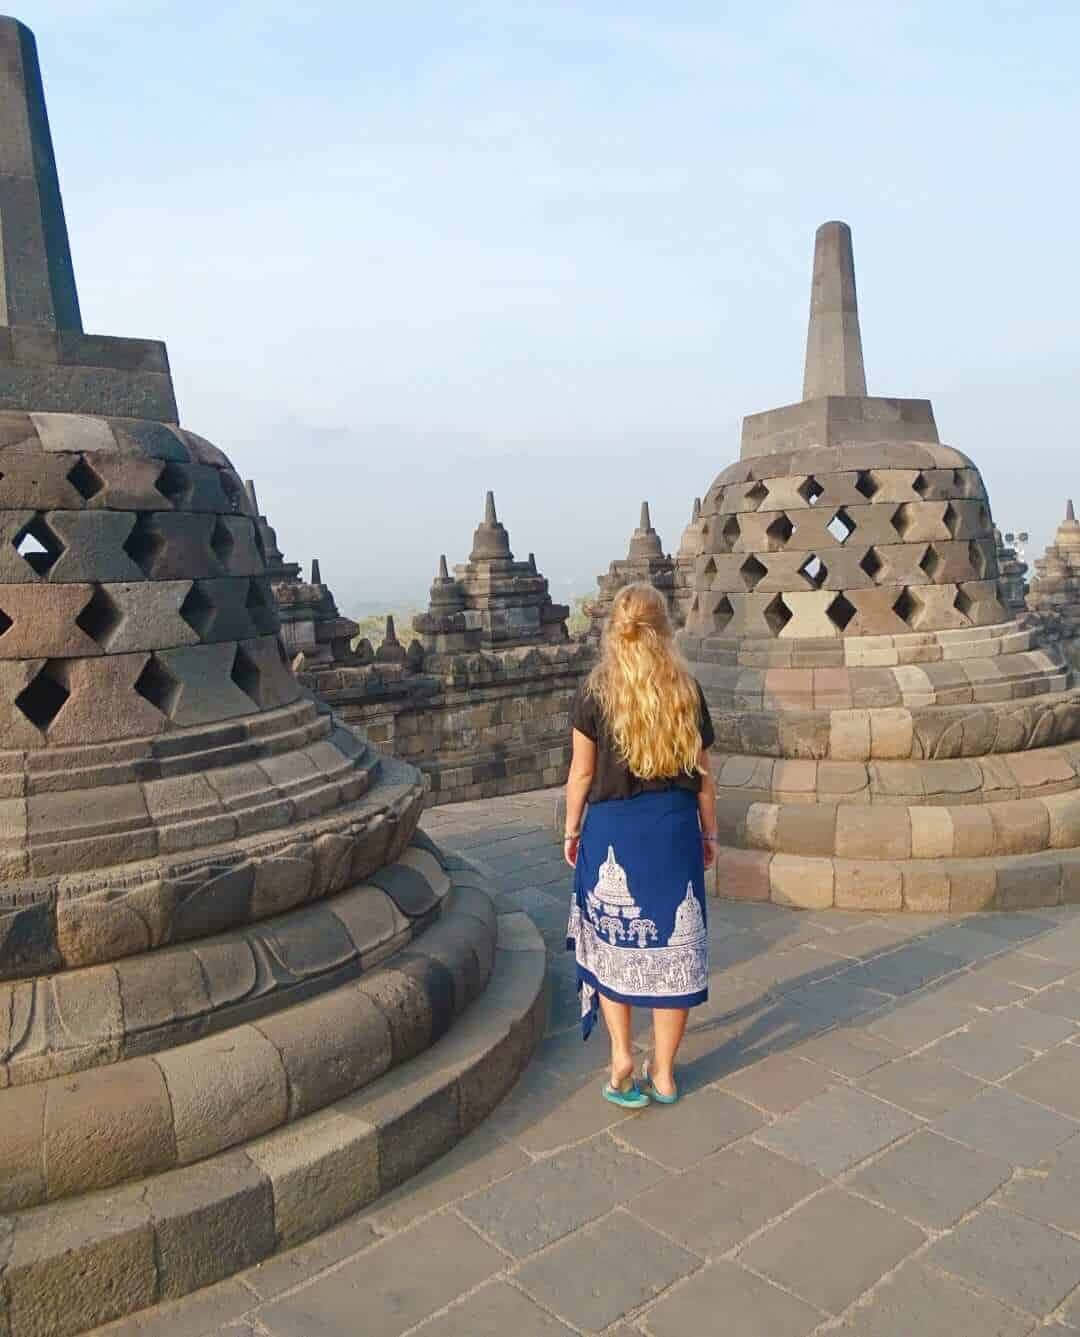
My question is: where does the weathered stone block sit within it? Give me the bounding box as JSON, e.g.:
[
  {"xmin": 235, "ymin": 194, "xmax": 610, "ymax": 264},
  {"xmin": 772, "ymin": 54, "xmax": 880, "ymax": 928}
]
[
  {"xmin": 835, "ymin": 806, "xmax": 911, "ymax": 860},
  {"xmin": 155, "ymin": 1024, "xmax": 288, "ymax": 1164},
  {"xmin": 145, "ymin": 1152, "xmax": 275, "ymax": 1300},
  {"xmin": 246, "ymin": 1110, "xmax": 379, "ymax": 1248},
  {"xmin": 770, "ymin": 854, "xmax": 833, "ymax": 908},
  {"xmin": 835, "ymin": 860, "xmax": 902, "ymax": 910},
  {"xmin": 43, "ymin": 1057, "xmax": 177, "ymax": 1198},
  {"xmin": 255, "ymin": 986, "xmax": 392, "ymax": 1120}
]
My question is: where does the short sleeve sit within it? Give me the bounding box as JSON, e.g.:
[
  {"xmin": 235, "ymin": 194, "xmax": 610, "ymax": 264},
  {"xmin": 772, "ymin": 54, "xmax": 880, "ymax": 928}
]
[
  {"xmin": 571, "ymin": 684, "xmax": 600, "ymax": 741},
  {"xmin": 696, "ymin": 680, "xmax": 715, "ymax": 750}
]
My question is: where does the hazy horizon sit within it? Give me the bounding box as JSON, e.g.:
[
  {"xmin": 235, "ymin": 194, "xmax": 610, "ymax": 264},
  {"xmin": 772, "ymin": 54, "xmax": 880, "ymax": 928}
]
[{"xmin": 20, "ymin": 1, "xmax": 1077, "ymax": 616}]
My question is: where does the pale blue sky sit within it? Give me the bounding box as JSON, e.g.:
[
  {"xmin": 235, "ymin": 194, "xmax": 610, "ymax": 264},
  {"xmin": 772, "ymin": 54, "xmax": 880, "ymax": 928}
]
[{"xmin": 20, "ymin": 1, "xmax": 1079, "ymax": 609}]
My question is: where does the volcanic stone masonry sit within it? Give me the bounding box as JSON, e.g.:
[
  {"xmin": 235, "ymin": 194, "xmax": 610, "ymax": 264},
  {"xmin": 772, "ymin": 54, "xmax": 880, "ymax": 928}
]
[
  {"xmin": 677, "ymin": 220, "xmax": 1080, "ymax": 913},
  {"xmin": 1028, "ymin": 500, "xmax": 1080, "ymax": 667},
  {"xmin": 299, "ymin": 491, "xmax": 593, "ymax": 805},
  {"xmin": 0, "ymin": 20, "xmax": 544, "ymax": 1336}
]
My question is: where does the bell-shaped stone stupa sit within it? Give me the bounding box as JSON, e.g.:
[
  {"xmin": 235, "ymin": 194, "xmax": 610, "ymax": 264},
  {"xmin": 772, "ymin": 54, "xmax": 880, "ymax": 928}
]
[
  {"xmin": 0, "ymin": 21, "xmax": 542, "ymax": 1335},
  {"xmin": 679, "ymin": 221, "xmax": 1078, "ymax": 914}
]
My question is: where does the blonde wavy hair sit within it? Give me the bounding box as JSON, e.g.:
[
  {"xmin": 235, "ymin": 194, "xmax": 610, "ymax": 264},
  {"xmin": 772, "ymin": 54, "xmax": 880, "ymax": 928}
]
[{"xmin": 586, "ymin": 583, "xmax": 703, "ymax": 779}]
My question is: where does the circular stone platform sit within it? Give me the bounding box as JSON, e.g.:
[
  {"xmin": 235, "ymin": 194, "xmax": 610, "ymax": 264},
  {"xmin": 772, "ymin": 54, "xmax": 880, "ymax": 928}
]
[
  {"xmin": 678, "ymin": 225, "xmax": 1080, "ymax": 914},
  {"xmin": 0, "ymin": 413, "xmax": 544, "ymax": 1337}
]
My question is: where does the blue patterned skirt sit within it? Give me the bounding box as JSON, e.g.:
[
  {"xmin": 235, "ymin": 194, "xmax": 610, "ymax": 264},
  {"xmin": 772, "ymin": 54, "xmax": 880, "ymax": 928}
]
[{"xmin": 567, "ymin": 787, "xmax": 708, "ymax": 1040}]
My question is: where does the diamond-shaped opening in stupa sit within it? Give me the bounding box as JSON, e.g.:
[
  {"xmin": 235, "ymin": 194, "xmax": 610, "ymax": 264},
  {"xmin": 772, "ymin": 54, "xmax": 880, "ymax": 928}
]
[
  {"xmin": 210, "ymin": 517, "xmax": 236, "ymax": 570},
  {"xmin": 860, "ymin": 547, "xmax": 884, "ymax": 581},
  {"xmin": 124, "ymin": 514, "xmax": 166, "ymax": 576},
  {"xmin": 912, "ymin": 472, "xmax": 929, "ymax": 497},
  {"xmin": 943, "ymin": 502, "xmax": 959, "ymax": 538},
  {"xmin": 75, "ymin": 585, "xmax": 124, "ymax": 649},
  {"xmin": 827, "ymin": 509, "xmax": 855, "ymax": 544},
  {"xmin": 954, "ymin": 586, "xmax": 975, "ymax": 621},
  {"xmin": 134, "ymin": 654, "xmax": 182, "ymax": 717},
  {"xmin": 66, "ymin": 456, "xmax": 104, "ymax": 501},
  {"xmin": 154, "ymin": 461, "xmax": 192, "ymax": 507},
  {"xmin": 763, "ymin": 593, "xmax": 792, "ymax": 636},
  {"xmin": 745, "ymin": 481, "xmax": 769, "ymax": 511},
  {"xmin": 854, "ymin": 471, "xmax": 879, "ymax": 500},
  {"xmin": 893, "ymin": 586, "xmax": 921, "ymax": 628},
  {"xmin": 968, "ymin": 540, "xmax": 986, "ymax": 578},
  {"xmin": 798, "ymin": 476, "xmax": 824, "ymax": 507},
  {"xmin": 179, "ymin": 582, "xmax": 215, "ymax": 638},
  {"xmin": 712, "ymin": 594, "xmax": 734, "ymax": 632},
  {"xmin": 15, "ymin": 661, "xmax": 70, "ymax": 731},
  {"xmin": 919, "ymin": 544, "xmax": 942, "ymax": 581},
  {"xmin": 14, "ymin": 514, "xmax": 64, "ymax": 575},
  {"xmin": 739, "ymin": 555, "xmax": 768, "ymax": 591},
  {"xmin": 826, "ymin": 592, "xmax": 856, "ymax": 631},
  {"xmin": 718, "ymin": 516, "xmax": 740, "ymax": 553},
  {"xmin": 765, "ymin": 514, "xmax": 795, "ymax": 549},
  {"xmin": 799, "ymin": 554, "xmax": 827, "ymax": 588},
  {"xmin": 231, "ymin": 644, "xmax": 262, "ymax": 704}
]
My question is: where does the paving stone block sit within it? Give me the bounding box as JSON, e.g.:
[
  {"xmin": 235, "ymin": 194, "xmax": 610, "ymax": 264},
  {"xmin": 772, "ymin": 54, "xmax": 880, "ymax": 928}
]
[
  {"xmin": 411, "ymin": 1281, "xmax": 577, "ymax": 1336},
  {"xmin": 255, "ymin": 1212, "xmax": 506, "ymax": 1337},
  {"xmin": 926, "ymin": 1203, "xmax": 1080, "ymax": 1315},
  {"xmin": 614, "ymin": 1086, "xmax": 763, "ymax": 1169},
  {"xmin": 858, "ymin": 1055, "xmax": 985, "ymax": 1119},
  {"xmin": 849, "ymin": 1128, "xmax": 1011, "ymax": 1228},
  {"xmin": 645, "ymin": 1260, "xmax": 823, "ymax": 1337},
  {"xmin": 1004, "ymin": 1043, "xmax": 1080, "ymax": 1118},
  {"xmin": 835, "ymin": 1258, "xmax": 1034, "ymax": 1337},
  {"xmin": 756, "ymin": 1084, "xmax": 918, "ymax": 1176},
  {"xmin": 932, "ymin": 1086, "xmax": 1079, "ymax": 1164},
  {"xmin": 517, "ymin": 1210, "xmax": 700, "ymax": 1331},
  {"xmin": 458, "ymin": 1133, "xmax": 668, "ymax": 1258},
  {"xmin": 635, "ymin": 1139, "xmax": 825, "ymax": 1256},
  {"xmin": 739, "ymin": 1187, "xmax": 925, "ymax": 1315}
]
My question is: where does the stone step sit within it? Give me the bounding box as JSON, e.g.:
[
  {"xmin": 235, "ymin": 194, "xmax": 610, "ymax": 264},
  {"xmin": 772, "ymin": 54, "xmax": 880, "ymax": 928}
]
[
  {"xmin": 718, "ymin": 787, "xmax": 1080, "ymax": 864},
  {"xmin": 0, "ymin": 911, "xmax": 546, "ymax": 1337},
  {"xmin": 0, "ymin": 865, "xmax": 498, "ymax": 1211},
  {"xmin": 714, "ymin": 843, "xmax": 1080, "ymax": 912},
  {"xmin": 709, "ymin": 687, "xmax": 1080, "ymax": 761}
]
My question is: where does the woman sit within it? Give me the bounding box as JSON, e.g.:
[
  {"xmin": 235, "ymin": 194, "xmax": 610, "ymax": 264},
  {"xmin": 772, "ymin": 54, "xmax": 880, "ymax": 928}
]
[{"xmin": 564, "ymin": 582, "xmax": 717, "ymax": 1108}]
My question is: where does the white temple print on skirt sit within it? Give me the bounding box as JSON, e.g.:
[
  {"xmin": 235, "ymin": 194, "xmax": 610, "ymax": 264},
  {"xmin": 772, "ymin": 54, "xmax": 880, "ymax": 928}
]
[{"xmin": 568, "ymin": 846, "xmax": 708, "ymax": 1003}]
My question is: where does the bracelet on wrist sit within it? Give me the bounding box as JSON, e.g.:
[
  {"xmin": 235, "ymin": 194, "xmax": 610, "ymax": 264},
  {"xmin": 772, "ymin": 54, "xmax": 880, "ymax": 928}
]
[
  {"xmin": 563, "ymin": 831, "xmax": 580, "ymax": 840},
  {"xmin": 702, "ymin": 835, "xmax": 718, "ymax": 843}
]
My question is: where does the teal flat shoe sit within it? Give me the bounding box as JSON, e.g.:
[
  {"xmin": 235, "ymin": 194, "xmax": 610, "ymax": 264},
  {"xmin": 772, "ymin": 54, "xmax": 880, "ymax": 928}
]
[
  {"xmin": 641, "ymin": 1059, "xmax": 678, "ymax": 1105},
  {"xmin": 602, "ymin": 1078, "xmax": 651, "ymax": 1109}
]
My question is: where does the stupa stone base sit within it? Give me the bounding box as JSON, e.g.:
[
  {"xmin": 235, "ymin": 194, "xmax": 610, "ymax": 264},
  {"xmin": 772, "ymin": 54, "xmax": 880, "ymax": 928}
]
[{"xmin": 0, "ymin": 888, "xmax": 545, "ymax": 1337}]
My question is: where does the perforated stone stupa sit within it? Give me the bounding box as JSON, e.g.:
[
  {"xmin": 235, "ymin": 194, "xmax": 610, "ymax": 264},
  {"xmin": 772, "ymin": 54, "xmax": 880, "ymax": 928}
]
[
  {"xmin": 1028, "ymin": 501, "xmax": 1080, "ymax": 663},
  {"xmin": 585, "ymin": 502, "xmax": 677, "ymax": 641},
  {"xmin": 0, "ymin": 22, "xmax": 543, "ymax": 1336},
  {"xmin": 307, "ymin": 493, "xmax": 593, "ymax": 805},
  {"xmin": 679, "ymin": 221, "xmax": 1080, "ymax": 913}
]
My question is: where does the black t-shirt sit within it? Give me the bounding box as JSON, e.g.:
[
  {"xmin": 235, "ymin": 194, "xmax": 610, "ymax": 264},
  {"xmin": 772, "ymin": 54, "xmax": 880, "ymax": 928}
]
[{"xmin": 571, "ymin": 679, "xmax": 715, "ymax": 804}]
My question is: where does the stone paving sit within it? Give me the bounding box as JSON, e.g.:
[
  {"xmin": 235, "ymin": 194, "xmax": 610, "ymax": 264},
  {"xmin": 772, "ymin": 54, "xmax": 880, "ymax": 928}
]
[{"xmin": 95, "ymin": 789, "xmax": 1080, "ymax": 1337}]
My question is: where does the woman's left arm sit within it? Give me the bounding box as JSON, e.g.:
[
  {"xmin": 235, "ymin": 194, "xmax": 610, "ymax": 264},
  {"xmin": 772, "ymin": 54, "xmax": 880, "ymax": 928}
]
[{"xmin": 564, "ymin": 727, "xmax": 596, "ymax": 867}]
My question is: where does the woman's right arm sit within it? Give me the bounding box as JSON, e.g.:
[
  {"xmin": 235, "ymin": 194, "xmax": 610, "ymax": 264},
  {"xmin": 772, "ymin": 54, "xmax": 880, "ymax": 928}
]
[
  {"xmin": 697, "ymin": 746, "xmax": 717, "ymax": 869},
  {"xmin": 564, "ymin": 727, "xmax": 596, "ymax": 867}
]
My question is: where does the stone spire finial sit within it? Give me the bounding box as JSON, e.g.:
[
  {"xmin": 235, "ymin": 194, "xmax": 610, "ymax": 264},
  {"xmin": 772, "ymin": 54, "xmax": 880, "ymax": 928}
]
[
  {"xmin": 244, "ymin": 479, "xmax": 259, "ymax": 513},
  {"xmin": 385, "ymin": 614, "xmax": 397, "ymax": 643},
  {"xmin": 438, "ymin": 554, "xmax": 449, "ymax": 579},
  {"xmin": 1069, "ymin": 500, "xmax": 1076, "ymax": 523},
  {"xmin": 470, "ymin": 490, "xmax": 512, "ymax": 561},
  {"xmin": 802, "ymin": 220, "xmax": 867, "ymax": 401},
  {"xmin": 628, "ymin": 500, "xmax": 664, "ymax": 559},
  {"xmin": 640, "ymin": 501, "xmax": 651, "ymax": 531},
  {"xmin": 0, "ymin": 18, "xmax": 81, "ymax": 331},
  {"xmin": 528, "ymin": 552, "xmax": 537, "ymax": 573},
  {"xmin": 691, "ymin": 497, "xmax": 701, "ymax": 522},
  {"xmin": 311, "ymin": 558, "xmax": 321, "ymax": 585}
]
